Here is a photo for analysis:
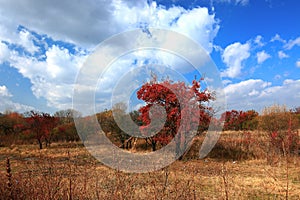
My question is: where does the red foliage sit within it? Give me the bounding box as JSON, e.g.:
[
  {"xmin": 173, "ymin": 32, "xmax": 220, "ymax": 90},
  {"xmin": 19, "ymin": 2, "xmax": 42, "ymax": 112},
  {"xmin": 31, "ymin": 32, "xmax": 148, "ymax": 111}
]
[
  {"xmin": 270, "ymin": 121, "xmax": 299, "ymax": 154},
  {"xmin": 0, "ymin": 112, "xmax": 24, "ymax": 135},
  {"xmin": 53, "ymin": 122, "xmax": 79, "ymax": 142},
  {"xmin": 221, "ymin": 110, "xmax": 258, "ymax": 131},
  {"xmin": 58, "ymin": 126, "xmax": 66, "ymax": 132},
  {"xmin": 137, "ymin": 78, "xmax": 214, "ymax": 152},
  {"xmin": 22, "ymin": 111, "xmax": 59, "ymax": 149}
]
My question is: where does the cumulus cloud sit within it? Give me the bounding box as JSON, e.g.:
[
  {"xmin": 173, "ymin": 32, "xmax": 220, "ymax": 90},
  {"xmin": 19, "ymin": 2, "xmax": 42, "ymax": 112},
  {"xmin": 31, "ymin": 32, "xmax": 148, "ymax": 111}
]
[
  {"xmin": 225, "ymin": 79, "xmax": 271, "ymax": 96},
  {"xmin": 18, "ymin": 29, "xmax": 39, "ymax": 54},
  {"xmin": 270, "ymin": 34, "xmax": 286, "ymax": 43},
  {"xmin": 0, "ymin": 0, "xmax": 220, "ymax": 112},
  {"xmin": 221, "ymin": 42, "xmax": 250, "ymax": 78},
  {"xmin": 278, "ymin": 51, "xmax": 289, "ymax": 59},
  {"xmin": 256, "ymin": 50, "xmax": 271, "ymax": 64},
  {"xmin": 224, "ymin": 79, "xmax": 270, "ymax": 111},
  {"xmin": 224, "ymin": 79, "xmax": 300, "ymax": 112},
  {"xmin": 254, "ymin": 35, "xmax": 264, "ymax": 47},
  {"xmin": 5, "ymin": 38, "xmax": 121, "ymax": 112},
  {"xmin": 0, "ymin": 85, "xmax": 12, "ymax": 97},
  {"xmin": 0, "ymin": 0, "xmax": 219, "ymax": 52},
  {"xmin": 6, "ymin": 44, "xmax": 87, "ymax": 110},
  {"xmin": 222, "ymin": 79, "xmax": 232, "ymax": 86},
  {"xmin": 0, "ymin": 42, "xmax": 10, "ymax": 64},
  {"xmin": 0, "ymin": 85, "xmax": 34, "ymax": 112},
  {"xmin": 0, "ymin": 0, "xmax": 117, "ymax": 48},
  {"xmin": 112, "ymin": 1, "xmax": 219, "ymax": 53},
  {"xmin": 284, "ymin": 37, "xmax": 300, "ymax": 50},
  {"xmin": 259, "ymin": 79, "xmax": 300, "ymax": 107}
]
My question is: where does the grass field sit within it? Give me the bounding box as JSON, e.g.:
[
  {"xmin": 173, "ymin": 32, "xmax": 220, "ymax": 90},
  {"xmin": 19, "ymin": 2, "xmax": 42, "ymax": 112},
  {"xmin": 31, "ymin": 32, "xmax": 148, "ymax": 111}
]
[{"xmin": 1, "ymin": 131, "xmax": 300, "ymax": 199}]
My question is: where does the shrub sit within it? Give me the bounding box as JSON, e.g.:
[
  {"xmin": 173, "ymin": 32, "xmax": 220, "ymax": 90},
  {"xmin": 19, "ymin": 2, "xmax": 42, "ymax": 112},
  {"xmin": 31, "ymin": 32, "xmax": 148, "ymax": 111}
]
[{"xmin": 259, "ymin": 104, "xmax": 299, "ymax": 155}]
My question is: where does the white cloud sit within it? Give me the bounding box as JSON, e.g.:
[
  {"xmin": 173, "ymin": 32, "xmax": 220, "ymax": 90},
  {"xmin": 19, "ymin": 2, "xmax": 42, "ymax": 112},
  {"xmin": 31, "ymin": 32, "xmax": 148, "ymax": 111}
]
[
  {"xmin": 225, "ymin": 79, "xmax": 271, "ymax": 96},
  {"xmin": 0, "ymin": 0, "xmax": 219, "ymax": 52},
  {"xmin": 0, "ymin": 85, "xmax": 12, "ymax": 97},
  {"xmin": 213, "ymin": 44, "xmax": 223, "ymax": 52},
  {"xmin": 254, "ymin": 35, "xmax": 264, "ymax": 47},
  {"xmin": 224, "ymin": 79, "xmax": 300, "ymax": 112},
  {"xmin": 93, "ymin": 48, "xmax": 200, "ymax": 113},
  {"xmin": 256, "ymin": 50, "xmax": 271, "ymax": 64},
  {"xmin": 221, "ymin": 42, "xmax": 250, "ymax": 78},
  {"xmin": 7, "ymin": 45, "xmax": 87, "ymax": 110},
  {"xmin": 0, "ymin": 0, "xmax": 119, "ymax": 48},
  {"xmin": 0, "ymin": 42, "xmax": 10, "ymax": 64},
  {"xmin": 270, "ymin": 34, "xmax": 286, "ymax": 43},
  {"xmin": 0, "ymin": 1, "xmax": 220, "ymax": 112},
  {"xmin": 278, "ymin": 51, "xmax": 289, "ymax": 59},
  {"xmin": 18, "ymin": 29, "xmax": 39, "ymax": 54},
  {"xmin": 0, "ymin": 85, "xmax": 34, "ymax": 112},
  {"xmin": 224, "ymin": 79, "xmax": 270, "ymax": 111},
  {"xmin": 259, "ymin": 79, "xmax": 300, "ymax": 106},
  {"xmin": 222, "ymin": 79, "xmax": 232, "ymax": 86},
  {"xmin": 284, "ymin": 37, "xmax": 300, "ymax": 50},
  {"xmin": 112, "ymin": 1, "xmax": 219, "ymax": 53},
  {"xmin": 248, "ymin": 89, "xmax": 259, "ymax": 96},
  {"xmin": 296, "ymin": 60, "xmax": 300, "ymax": 68}
]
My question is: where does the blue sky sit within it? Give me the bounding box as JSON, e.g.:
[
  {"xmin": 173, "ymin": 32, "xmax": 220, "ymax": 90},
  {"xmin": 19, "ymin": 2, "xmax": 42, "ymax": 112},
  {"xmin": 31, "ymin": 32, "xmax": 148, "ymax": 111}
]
[{"xmin": 0, "ymin": 0, "xmax": 299, "ymax": 114}]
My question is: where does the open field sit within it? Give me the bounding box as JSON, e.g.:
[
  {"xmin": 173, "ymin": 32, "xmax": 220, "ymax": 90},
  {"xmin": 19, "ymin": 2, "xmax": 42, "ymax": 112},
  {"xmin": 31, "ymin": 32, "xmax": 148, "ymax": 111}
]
[{"xmin": 1, "ymin": 131, "xmax": 300, "ymax": 200}]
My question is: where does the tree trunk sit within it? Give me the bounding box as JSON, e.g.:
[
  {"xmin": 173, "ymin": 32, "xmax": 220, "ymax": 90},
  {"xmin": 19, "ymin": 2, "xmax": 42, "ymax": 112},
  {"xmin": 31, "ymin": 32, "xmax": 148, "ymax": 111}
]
[
  {"xmin": 151, "ymin": 140, "xmax": 157, "ymax": 151},
  {"xmin": 45, "ymin": 138, "xmax": 51, "ymax": 147},
  {"xmin": 120, "ymin": 137, "xmax": 125, "ymax": 149},
  {"xmin": 38, "ymin": 139, "xmax": 43, "ymax": 149}
]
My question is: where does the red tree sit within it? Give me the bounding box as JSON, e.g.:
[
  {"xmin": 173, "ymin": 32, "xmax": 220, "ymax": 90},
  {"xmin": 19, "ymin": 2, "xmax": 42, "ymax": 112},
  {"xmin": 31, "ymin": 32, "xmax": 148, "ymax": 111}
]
[
  {"xmin": 53, "ymin": 122, "xmax": 79, "ymax": 142},
  {"xmin": 0, "ymin": 112, "xmax": 24, "ymax": 135},
  {"xmin": 22, "ymin": 111, "xmax": 59, "ymax": 149},
  {"xmin": 137, "ymin": 78, "xmax": 214, "ymax": 157},
  {"xmin": 222, "ymin": 110, "xmax": 258, "ymax": 131}
]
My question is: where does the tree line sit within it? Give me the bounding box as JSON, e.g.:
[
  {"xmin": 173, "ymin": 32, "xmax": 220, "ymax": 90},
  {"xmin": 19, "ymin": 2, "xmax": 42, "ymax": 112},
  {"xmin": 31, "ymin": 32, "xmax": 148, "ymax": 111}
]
[{"xmin": 1, "ymin": 78, "xmax": 299, "ymax": 153}]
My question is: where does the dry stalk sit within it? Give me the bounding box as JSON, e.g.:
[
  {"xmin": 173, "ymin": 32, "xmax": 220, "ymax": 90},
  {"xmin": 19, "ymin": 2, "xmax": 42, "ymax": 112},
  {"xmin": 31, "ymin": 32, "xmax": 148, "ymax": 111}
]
[
  {"xmin": 282, "ymin": 141, "xmax": 289, "ymax": 200},
  {"xmin": 6, "ymin": 157, "xmax": 13, "ymax": 200},
  {"xmin": 113, "ymin": 170, "xmax": 120, "ymax": 199},
  {"xmin": 162, "ymin": 166, "xmax": 170, "ymax": 197},
  {"xmin": 221, "ymin": 162, "xmax": 229, "ymax": 200},
  {"xmin": 95, "ymin": 174, "xmax": 100, "ymax": 200},
  {"xmin": 193, "ymin": 181, "xmax": 197, "ymax": 200},
  {"xmin": 67, "ymin": 151, "xmax": 73, "ymax": 200}
]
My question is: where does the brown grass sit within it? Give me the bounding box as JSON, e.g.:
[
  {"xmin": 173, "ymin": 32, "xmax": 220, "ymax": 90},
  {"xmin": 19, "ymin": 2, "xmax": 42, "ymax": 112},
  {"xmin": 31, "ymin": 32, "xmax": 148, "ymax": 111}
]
[{"xmin": 0, "ymin": 131, "xmax": 300, "ymax": 199}]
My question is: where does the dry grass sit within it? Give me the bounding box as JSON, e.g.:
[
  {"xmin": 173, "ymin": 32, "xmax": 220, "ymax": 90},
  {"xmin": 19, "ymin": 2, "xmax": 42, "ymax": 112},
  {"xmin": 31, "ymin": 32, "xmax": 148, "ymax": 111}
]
[{"xmin": 0, "ymin": 131, "xmax": 300, "ymax": 199}]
